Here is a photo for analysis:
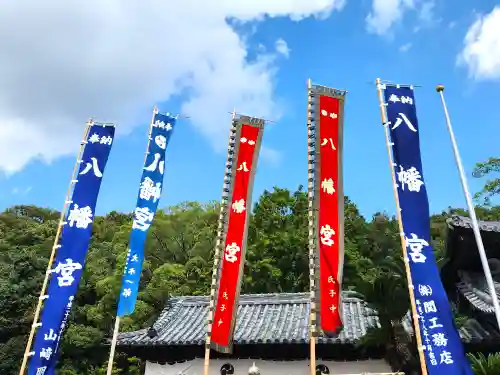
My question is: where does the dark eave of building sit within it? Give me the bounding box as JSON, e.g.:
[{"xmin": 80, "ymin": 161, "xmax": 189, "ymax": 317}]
[
  {"xmin": 444, "ymin": 215, "xmax": 500, "ymax": 317},
  {"xmin": 456, "ymin": 270, "xmax": 500, "ymax": 314},
  {"xmin": 444, "ymin": 215, "xmax": 500, "ymax": 274}
]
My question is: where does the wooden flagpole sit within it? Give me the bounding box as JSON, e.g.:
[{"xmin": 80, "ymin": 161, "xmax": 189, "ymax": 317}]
[
  {"xmin": 105, "ymin": 317, "xmax": 121, "ymax": 375},
  {"xmin": 105, "ymin": 106, "xmax": 158, "ymax": 375},
  {"xmin": 203, "ymin": 110, "xmax": 238, "ymax": 375},
  {"xmin": 19, "ymin": 120, "xmax": 93, "ymax": 375},
  {"xmin": 375, "ymin": 78, "xmax": 428, "ymax": 375},
  {"xmin": 306, "ymin": 78, "xmax": 317, "ymax": 375}
]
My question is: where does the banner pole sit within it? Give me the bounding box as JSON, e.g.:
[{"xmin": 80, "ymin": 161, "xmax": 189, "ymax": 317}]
[
  {"xmin": 203, "ymin": 110, "xmax": 238, "ymax": 375},
  {"xmin": 375, "ymin": 78, "xmax": 428, "ymax": 375},
  {"xmin": 18, "ymin": 121, "xmax": 92, "ymax": 375},
  {"xmin": 436, "ymin": 85, "xmax": 500, "ymax": 329},
  {"xmin": 105, "ymin": 106, "xmax": 158, "ymax": 375},
  {"xmin": 306, "ymin": 78, "xmax": 317, "ymax": 375},
  {"xmin": 105, "ymin": 317, "xmax": 121, "ymax": 375}
]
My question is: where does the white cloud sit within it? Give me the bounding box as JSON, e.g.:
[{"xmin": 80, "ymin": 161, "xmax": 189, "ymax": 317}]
[
  {"xmin": 0, "ymin": 0, "xmax": 345, "ymax": 174},
  {"xmin": 365, "ymin": 0, "xmax": 436, "ymax": 36},
  {"xmin": 399, "ymin": 43, "xmax": 412, "ymax": 52},
  {"xmin": 11, "ymin": 186, "xmax": 32, "ymax": 195},
  {"xmin": 366, "ymin": 0, "xmax": 415, "ymax": 35},
  {"xmin": 275, "ymin": 38, "xmax": 291, "ymax": 58},
  {"xmin": 418, "ymin": 0, "xmax": 436, "ymax": 26},
  {"xmin": 458, "ymin": 6, "xmax": 500, "ymax": 81}
]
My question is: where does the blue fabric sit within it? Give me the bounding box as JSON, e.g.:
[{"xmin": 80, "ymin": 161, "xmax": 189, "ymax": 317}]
[
  {"xmin": 117, "ymin": 113, "xmax": 177, "ymax": 317},
  {"xmin": 28, "ymin": 124, "xmax": 115, "ymax": 375},
  {"xmin": 384, "ymin": 85, "xmax": 472, "ymax": 375}
]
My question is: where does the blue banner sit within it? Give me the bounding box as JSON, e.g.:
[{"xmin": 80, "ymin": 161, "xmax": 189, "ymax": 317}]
[
  {"xmin": 28, "ymin": 123, "xmax": 115, "ymax": 375},
  {"xmin": 117, "ymin": 113, "xmax": 176, "ymax": 317},
  {"xmin": 384, "ymin": 85, "xmax": 472, "ymax": 374}
]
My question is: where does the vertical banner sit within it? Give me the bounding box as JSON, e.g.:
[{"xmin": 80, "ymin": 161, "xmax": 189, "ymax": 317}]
[
  {"xmin": 28, "ymin": 123, "xmax": 115, "ymax": 375},
  {"xmin": 313, "ymin": 85, "xmax": 346, "ymax": 336},
  {"xmin": 117, "ymin": 113, "xmax": 177, "ymax": 317},
  {"xmin": 204, "ymin": 116, "xmax": 237, "ymax": 364},
  {"xmin": 211, "ymin": 115, "xmax": 264, "ymax": 353},
  {"xmin": 384, "ymin": 85, "xmax": 472, "ymax": 374}
]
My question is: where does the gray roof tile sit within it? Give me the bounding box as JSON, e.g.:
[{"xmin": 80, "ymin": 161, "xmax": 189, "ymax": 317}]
[
  {"xmin": 458, "ymin": 318, "xmax": 500, "ymax": 343},
  {"xmin": 117, "ymin": 292, "xmax": 381, "ymax": 346},
  {"xmin": 447, "ymin": 215, "xmax": 500, "ymax": 233},
  {"xmin": 117, "ymin": 292, "xmax": 500, "ymax": 347},
  {"xmin": 456, "ymin": 270, "xmax": 500, "ymax": 313}
]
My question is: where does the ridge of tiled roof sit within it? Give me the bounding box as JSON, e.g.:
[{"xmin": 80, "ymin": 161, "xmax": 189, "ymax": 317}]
[{"xmin": 447, "ymin": 215, "xmax": 500, "ymax": 232}]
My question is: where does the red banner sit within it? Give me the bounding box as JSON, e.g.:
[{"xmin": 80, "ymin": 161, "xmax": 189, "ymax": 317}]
[
  {"xmin": 211, "ymin": 119, "xmax": 263, "ymax": 352},
  {"xmin": 316, "ymin": 93, "xmax": 344, "ymax": 335}
]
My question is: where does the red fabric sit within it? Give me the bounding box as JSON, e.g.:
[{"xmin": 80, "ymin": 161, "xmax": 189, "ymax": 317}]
[
  {"xmin": 212, "ymin": 124, "xmax": 260, "ymax": 349},
  {"xmin": 317, "ymin": 95, "xmax": 343, "ymax": 334}
]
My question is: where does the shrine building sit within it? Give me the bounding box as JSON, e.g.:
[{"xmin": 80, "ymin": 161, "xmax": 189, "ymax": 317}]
[{"xmin": 115, "ymin": 215, "xmax": 500, "ymax": 375}]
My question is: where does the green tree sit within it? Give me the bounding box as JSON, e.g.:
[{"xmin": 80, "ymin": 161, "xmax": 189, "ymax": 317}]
[
  {"xmin": 244, "ymin": 186, "xmax": 309, "ymax": 293},
  {"xmin": 352, "ymin": 213, "xmax": 416, "ymax": 373},
  {"xmin": 2, "ymin": 194, "xmax": 499, "ymax": 374},
  {"xmin": 473, "ymin": 157, "xmax": 500, "ymax": 205}
]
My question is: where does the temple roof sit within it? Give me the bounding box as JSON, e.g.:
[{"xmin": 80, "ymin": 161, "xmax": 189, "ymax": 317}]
[
  {"xmin": 444, "ymin": 215, "xmax": 500, "ymax": 318},
  {"xmin": 444, "ymin": 215, "xmax": 500, "ymax": 273},
  {"xmin": 456, "ymin": 269, "xmax": 500, "ymax": 314},
  {"xmin": 447, "ymin": 215, "xmax": 500, "ymax": 233},
  {"xmin": 117, "ymin": 292, "xmax": 383, "ymax": 346},
  {"xmin": 116, "ymin": 292, "xmax": 499, "ymax": 348}
]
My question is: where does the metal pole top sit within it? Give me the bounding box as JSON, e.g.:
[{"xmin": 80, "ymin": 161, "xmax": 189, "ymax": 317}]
[{"xmin": 436, "ymin": 85, "xmax": 445, "ymax": 93}]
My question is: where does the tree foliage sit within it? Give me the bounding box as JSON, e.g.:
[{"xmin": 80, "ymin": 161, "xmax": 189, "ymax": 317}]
[
  {"xmin": 467, "ymin": 353, "xmax": 500, "ymax": 375},
  {"xmin": 473, "ymin": 157, "xmax": 500, "ymax": 205},
  {"xmin": 1, "ymin": 188, "xmax": 499, "ymax": 374}
]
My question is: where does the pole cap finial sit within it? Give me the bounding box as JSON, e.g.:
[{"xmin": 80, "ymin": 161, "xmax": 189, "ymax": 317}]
[{"xmin": 436, "ymin": 85, "xmax": 445, "ymax": 92}]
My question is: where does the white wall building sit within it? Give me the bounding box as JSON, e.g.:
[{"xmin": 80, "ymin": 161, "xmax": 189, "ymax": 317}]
[{"xmin": 116, "ymin": 293, "xmax": 401, "ymax": 374}]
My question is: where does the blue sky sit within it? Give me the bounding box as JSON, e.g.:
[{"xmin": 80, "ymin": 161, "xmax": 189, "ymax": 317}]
[{"xmin": 1, "ymin": 1, "xmax": 499, "ymax": 220}]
